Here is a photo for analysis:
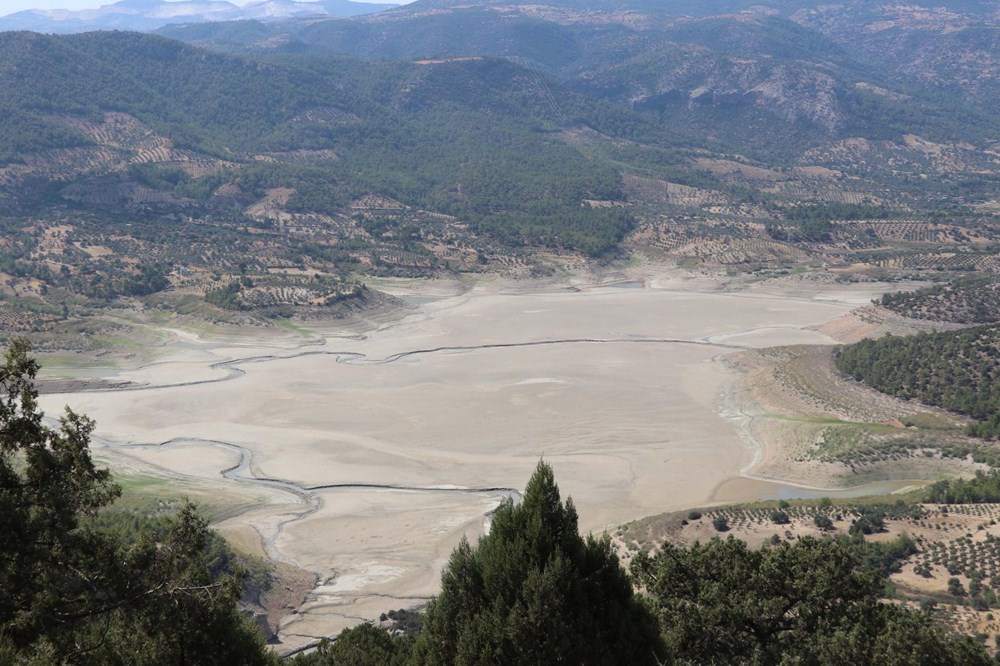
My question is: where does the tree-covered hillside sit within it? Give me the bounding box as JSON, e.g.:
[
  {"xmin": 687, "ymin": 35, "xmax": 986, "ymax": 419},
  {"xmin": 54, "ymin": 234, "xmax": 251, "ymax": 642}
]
[
  {"xmin": 0, "ymin": 7, "xmax": 997, "ymax": 328},
  {"xmin": 158, "ymin": 0, "xmax": 1000, "ymax": 156},
  {"xmin": 835, "ymin": 326, "xmax": 1000, "ymax": 438},
  {"xmin": 0, "ymin": 31, "xmax": 641, "ymax": 255},
  {"xmin": 878, "ymin": 278, "xmax": 1000, "ymax": 325}
]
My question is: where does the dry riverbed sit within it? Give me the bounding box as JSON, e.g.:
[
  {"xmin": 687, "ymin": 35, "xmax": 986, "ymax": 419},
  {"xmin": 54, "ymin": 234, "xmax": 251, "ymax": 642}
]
[{"xmin": 35, "ymin": 271, "xmax": 945, "ymax": 652}]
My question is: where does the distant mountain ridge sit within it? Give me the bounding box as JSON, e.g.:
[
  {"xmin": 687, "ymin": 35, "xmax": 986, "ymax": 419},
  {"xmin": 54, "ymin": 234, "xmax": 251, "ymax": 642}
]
[
  {"xmin": 0, "ymin": 0, "xmax": 397, "ymax": 33},
  {"xmin": 399, "ymin": 0, "xmax": 998, "ymax": 18},
  {"xmin": 154, "ymin": 0, "xmax": 998, "ymax": 158}
]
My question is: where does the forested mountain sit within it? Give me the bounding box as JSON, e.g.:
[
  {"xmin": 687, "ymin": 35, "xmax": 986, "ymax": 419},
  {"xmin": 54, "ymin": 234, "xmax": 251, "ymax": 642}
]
[
  {"xmin": 158, "ymin": 0, "xmax": 1000, "ymax": 156},
  {"xmin": 9, "ymin": 0, "xmax": 996, "ymax": 158},
  {"xmin": 0, "ymin": 1, "xmax": 997, "ymax": 340},
  {"xmin": 0, "ymin": 31, "xmax": 637, "ymax": 255}
]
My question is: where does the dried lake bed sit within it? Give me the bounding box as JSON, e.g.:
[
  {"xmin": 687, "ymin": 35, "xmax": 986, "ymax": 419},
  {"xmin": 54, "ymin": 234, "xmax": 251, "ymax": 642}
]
[{"xmin": 37, "ymin": 276, "xmax": 917, "ymax": 649}]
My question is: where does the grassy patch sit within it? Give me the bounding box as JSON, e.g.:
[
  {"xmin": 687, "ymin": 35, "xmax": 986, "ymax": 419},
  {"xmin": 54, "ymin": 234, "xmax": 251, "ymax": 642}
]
[
  {"xmin": 106, "ymin": 468, "xmax": 262, "ymax": 521},
  {"xmin": 812, "ymin": 420, "xmax": 968, "ymax": 467},
  {"xmin": 36, "ymin": 353, "xmax": 118, "ymax": 371},
  {"xmin": 902, "ymin": 412, "xmax": 960, "ymax": 431},
  {"xmin": 116, "ymin": 473, "xmax": 173, "ymax": 495},
  {"xmin": 274, "ymin": 318, "xmax": 316, "ymax": 338}
]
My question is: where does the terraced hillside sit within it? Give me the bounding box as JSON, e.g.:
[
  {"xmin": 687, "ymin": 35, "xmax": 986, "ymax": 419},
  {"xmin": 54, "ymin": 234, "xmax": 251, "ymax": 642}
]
[{"xmin": 0, "ymin": 4, "xmax": 997, "ymax": 348}]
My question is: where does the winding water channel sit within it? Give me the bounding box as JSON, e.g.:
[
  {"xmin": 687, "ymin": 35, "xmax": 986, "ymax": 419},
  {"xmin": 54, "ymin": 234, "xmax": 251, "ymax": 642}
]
[{"xmin": 38, "ymin": 281, "xmax": 908, "ymax": 649}]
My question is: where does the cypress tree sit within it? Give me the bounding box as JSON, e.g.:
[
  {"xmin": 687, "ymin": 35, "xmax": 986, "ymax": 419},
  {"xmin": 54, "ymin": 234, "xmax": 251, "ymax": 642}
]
[{"xmin": 412, "ymin": 461, "xmax": 662, "ymax": 665}]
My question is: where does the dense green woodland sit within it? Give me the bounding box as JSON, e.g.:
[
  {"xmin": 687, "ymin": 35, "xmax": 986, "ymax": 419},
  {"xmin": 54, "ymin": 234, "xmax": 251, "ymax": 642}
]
[
  {"xmin": 927, "ymin": 471, "xmax": 1000, "ymax": 505},
  {"xmin": 878, "ymin": 279, "xmax": 1000, "ymax": 325},
  {"xmin": 2, "ymin": 338, "xmax": 991, "ymax": 663},
  {"xmin": 0, "ymin": 32, "xmax": 652, "ymax": 255},
  {"xmin": 835, "ymin": 326, "xmax": 1000, "ymax": 438}
]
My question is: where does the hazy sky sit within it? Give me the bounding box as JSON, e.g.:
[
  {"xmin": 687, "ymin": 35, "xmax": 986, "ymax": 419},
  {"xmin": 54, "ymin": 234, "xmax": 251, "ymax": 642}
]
[{"xmin": 1, "ymin": 0, "xmax": 405, "ymax": 16}]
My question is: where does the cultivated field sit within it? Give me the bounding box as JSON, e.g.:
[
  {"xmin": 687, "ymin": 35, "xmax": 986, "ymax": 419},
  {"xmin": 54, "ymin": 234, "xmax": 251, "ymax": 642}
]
[{"xmin": 620, "ymin": 500, "xmax": 1000, "ymax": 653}]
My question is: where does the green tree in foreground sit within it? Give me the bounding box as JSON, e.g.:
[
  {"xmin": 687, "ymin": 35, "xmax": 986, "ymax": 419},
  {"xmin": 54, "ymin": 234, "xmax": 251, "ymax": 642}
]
[
  {"xmin": 293, "ymin": 465, "xmax": 992, "ymax": 666},
  {"xmin": 631, "ymin": 536, "xmax": 992, "ymax": 665},
  {"xmin": 410, "ymin": 461, "xmax": 663, "ymax": 665},
  {"xmin": 926, "ymin": 470, "xmax": 1000, "ymax": 504},
  {"xmin": 0, "ymin": 339, "xmax": 275, "ymax": 664},
  {"xmin": 293, "ymin": 623, "xmax": 414, "ymax": 666}
]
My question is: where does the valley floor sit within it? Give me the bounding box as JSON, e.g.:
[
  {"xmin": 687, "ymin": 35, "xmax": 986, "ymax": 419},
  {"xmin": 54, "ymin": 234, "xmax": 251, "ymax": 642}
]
[{"xmin": 34, "ymin": 265, "xmax": 967, "ymax": 653}]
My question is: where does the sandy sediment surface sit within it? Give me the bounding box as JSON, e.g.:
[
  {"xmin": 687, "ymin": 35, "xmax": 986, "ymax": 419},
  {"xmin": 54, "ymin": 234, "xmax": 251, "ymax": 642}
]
[
  {"xmin": 36, "ymin": 275, "xmax": 913, "ymax": 652},
  {"xmin": 810, "ymin": 303, "xmax": 966, "ymax": 344},
  {"xmin": 718, "ymin": 338, "xmax": 978, "ymax": 498}
]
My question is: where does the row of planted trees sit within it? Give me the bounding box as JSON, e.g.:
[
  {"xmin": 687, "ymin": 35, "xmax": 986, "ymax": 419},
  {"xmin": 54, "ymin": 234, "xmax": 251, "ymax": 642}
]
[{"xmin": 0, "ymin": 338, "xmax": 994, "ymax": 664}]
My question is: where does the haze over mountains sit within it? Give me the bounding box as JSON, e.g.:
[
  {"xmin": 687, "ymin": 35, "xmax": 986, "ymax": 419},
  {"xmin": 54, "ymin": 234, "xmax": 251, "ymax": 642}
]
[
  {"xmin": 6, "ymin": 0, "xmax": 997, "ymax": 152},
  {"xmin": 0, "ymin": 0, "xmax": 399, "ymax": 33}
]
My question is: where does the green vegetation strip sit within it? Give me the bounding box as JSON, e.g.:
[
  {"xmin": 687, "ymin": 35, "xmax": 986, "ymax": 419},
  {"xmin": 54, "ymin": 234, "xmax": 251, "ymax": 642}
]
[{"xmin": 836, "ymin": 325, "xmax": 1000, "ymax": 438}]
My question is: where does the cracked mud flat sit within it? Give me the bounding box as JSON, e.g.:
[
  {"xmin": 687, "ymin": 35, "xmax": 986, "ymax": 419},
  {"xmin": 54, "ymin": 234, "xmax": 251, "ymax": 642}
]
[{"xmin": 37, "ymin": 277, "xmax": 902, "ymax": 652}]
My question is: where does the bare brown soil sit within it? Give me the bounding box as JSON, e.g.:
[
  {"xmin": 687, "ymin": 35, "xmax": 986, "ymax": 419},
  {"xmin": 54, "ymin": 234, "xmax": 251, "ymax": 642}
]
[{"xmin": 259, "ymin": 562, "xmax": 318, "ymax": 645}]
